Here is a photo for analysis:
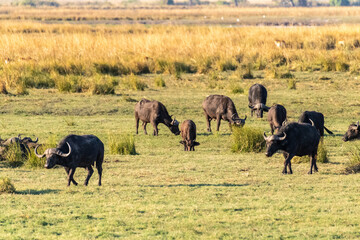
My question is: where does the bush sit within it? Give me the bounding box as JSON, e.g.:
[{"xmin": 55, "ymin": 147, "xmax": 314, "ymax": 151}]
[
  {"xmin": 26, "ymin": 146, "xmax": 46, "ymax": 169},
  {"xmin": 154, "ymin": 76, "xmax": 166, "ymax": 88},
  {"xmin": 4, "ymin": 143, "xmax": 28, "ymax": 168},
  {"xmin": 344, "ymin": 146, "xmax": 360, "ymax": 174},
  {"xmin": 55, "ymin": 75, "xmax": 84, "ymax": 93},
  {"xmin": 124, "ymin": 75, "xmax": 148, "ymax": 91},
  {"xmin": 229, "ymin": 84, "xmax": 244, "ymax": 94},
  {"xmin": 330, "ymin": 0, "xmax": 349, "ymax": 6},
  {"xmin": 89, "ymin": 75, "xmax": 118, "ymax": 95},
  {"xmin": 0, "ymin": 178, "xmax": 16, "ymax": 194},
  {"xmin": 231, "ymin": 126, "xmax": 265, "ymax": 153},
  {"xmin": 108, "ymin": 134, "xmax": 136, "ymax": 155},
  {"xmin": 94, "ymin": 62, "xmax": 129, "ymax": 76}
]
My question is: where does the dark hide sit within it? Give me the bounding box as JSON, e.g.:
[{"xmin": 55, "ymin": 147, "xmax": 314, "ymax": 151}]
[
  {"xmin": 179, "ymin": 120, "xmax": 200, "ymax": 151},
  {"xmin": 298, "ymin": 111, "xmax": 333, "ymax": 136},
  {"xmin": 343, "ymin": 121, "xmax": 360, "ymax": 142},
  {"xmin": 267, "ymin": 104, "xmax": 287, "ymax": 134},
  {"xmin": 202, "ymin": 95, "xmax": 246, "ymax": 132},
  {"xmin": 135, "ymin": 98, "xmax": 180, "ymax": 136},
  {"xmin": 248, "ymin": 84, "xmax": 270, "ymax": 118}
]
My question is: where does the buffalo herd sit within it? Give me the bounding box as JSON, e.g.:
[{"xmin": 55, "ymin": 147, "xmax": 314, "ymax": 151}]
[{"xmin": 2, "ymin": 83, "xmax": 354, "ymax": 186}]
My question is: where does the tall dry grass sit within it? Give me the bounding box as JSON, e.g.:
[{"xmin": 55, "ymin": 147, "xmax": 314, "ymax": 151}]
[{"xmin": 1, "ymin": 22, "xmax": 360, "ymax": 92}]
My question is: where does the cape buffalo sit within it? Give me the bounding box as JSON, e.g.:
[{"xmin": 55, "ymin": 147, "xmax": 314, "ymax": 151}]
[
  {"xmin": 135, "ymin": 99, "xmax": 180, "ymax": 136},
  {"xmin": 263, "ymin": 120, "xmax": 320, "ymax": 174},
  {"xmin": 343, "ymin": 121, "xmax": 360, "ymax": 142},
  {"xmin": 0, "ymin": 136, "xmax": 29, "ymax": 158},
  {"xmin": 179, "ymin": 120, "xmax": 200, "ymax": 151},
  {"xmin": 267, "ymin": 104, "xmax": 287, "ymax": 134},
  {"xmin": 298, "ymin": 111, "xmax": 333, "ymax": 136},
  {"xmin": 18, "ymin": 134, "xmax": 39, "ymax": 149},
  {"xmin": 35, "ymin": 134, "xmax": 104, "ymax": 186},
  {"xmin": 202, "ymin": 95, "xmax": 246, "ymax": 132},
  {"xmin": 248, "ymin": 84, "xmax": 270, "ymax": 118}
]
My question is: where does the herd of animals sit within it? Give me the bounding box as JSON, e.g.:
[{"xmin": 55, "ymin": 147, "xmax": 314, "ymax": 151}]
[{"xmin": 2, "ymin": 84, "xmax": 359, "ymax": 186}]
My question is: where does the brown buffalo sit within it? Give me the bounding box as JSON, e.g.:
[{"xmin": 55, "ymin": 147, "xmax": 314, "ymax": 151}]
[{"xmin": 179, "ymin": 120, "xmax": 200, "ymax": 151}]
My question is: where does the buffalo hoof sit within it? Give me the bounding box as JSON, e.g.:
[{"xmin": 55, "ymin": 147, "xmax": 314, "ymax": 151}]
[{"xmin": 307, "ymin": 171, "xmax": 313, "ymax": 174}]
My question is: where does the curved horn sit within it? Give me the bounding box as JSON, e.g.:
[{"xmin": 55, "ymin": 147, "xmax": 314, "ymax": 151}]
[
  {"xmin": 231, "ymin": 113, "xmax": 237, "ymax": 120},
  {"xmin": 309, "ymin": 119, "xmax": 315, "ymax": 127},
  {"xmin": 32, "ymin": 137, "xmax": 39, "ymax": 143},
  {"xmin": 248, "ymin": 104, "xmax": 254, "ymax": 109},
  {"xmin": 263, "ymin": 132, "xmax": 269, "ymax": 140},
  {"xmin": 55, "ymin": 142, "xmax": 72, "ymax": 158},
  {"xmin": 278, "ymin": 132, "xmax": 286, "ymax": 141},
  {"xmin": 17, "ymin": 134, "xmax": 22, "ymax": 141},
  {"xmin": 34, "ymin": 145, "xmax": 46, "ymax": 158}
]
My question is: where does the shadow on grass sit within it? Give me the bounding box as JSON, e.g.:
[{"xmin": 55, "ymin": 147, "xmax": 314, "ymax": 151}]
[
  {"xmin": 15, "ymin": 189, "xmax": 59, "ymax": 195},
  {"xmin": 145, "ymin": 183, "xmax": 249, "ymax": 188}
]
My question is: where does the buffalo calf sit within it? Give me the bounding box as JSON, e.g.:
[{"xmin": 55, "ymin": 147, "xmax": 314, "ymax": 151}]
[
  {"xmin": 179, "ymin": 120, "xmax": 200, "ymax": 151},
  {"xmin": 267, "ymin": 104, "xmax": 287, "ymax": 134}
]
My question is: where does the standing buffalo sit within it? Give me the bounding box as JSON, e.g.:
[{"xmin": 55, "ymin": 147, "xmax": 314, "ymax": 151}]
[
  {"xmin": 248, "ymin": 84, "xmax": 270, "ymax": 118},
  {"xmin": 263, "ymin": 121, "xmax": 320, "ymax": 174},
  {"xmin": 267, "ymin": 104, "xmax": 287, "ymax": 134},
  {"xmin": 35, "ymin": 134, "xmax": 104, "ymax": 186},
  {"xmin": 179, "ymin": 120, "xmax": 200, "ymax": 151},
  {"xmin": 135, "ymin": 99, "xmax": 180, "ymax": 136},
  {"xmin": 343, "ymin": 121, "xmax": 360, "ymax": 142},
  {"xmin": 298, "ymin": 111, "xmax": 333, "ymax": 136},
  {"xmin": 202, "ymin": 95, "xmax": 246, "ymax": 132}
]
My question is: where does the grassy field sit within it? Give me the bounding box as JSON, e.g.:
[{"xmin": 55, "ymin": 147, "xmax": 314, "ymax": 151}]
[{"xmin": 0, "ymin": 70, "xmax": 360, "ymax": 238}]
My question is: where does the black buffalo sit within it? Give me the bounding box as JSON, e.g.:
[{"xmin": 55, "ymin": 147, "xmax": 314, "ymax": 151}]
[
  {"xmin": 135, "ymin": 99, "xmax": 180, "ymax": 136},
  {"xmin": 179, "ymin": 120, "xmax": 200, "ymax": 151},
  {"xmin": 35, "ymin": 134, "xmax": 104, "ymax": 186},
  {"xmin": 298, "ymin": 111, "xmax": 333, "ymax": 136},
  {"xmin": 343, "ymin": 121, "xmax": 360, "ymax": 142},
  {"xmin": 263, "ymin": 121, "xmax": 320, "ymax": 174},
  {"xmin": 267, "ymin": 104, "xmax": 287, "ymax": 134},
  {"xmin": 248, "ymin": 84, "xmax": 270, "ymax": 118},
  {"xmin": 202, "ymin": 95, "xmax": 246, "ymax": 132},
  {"xmin": 18, "ymin": 134, "xmax": 39, "ymax": 149}
]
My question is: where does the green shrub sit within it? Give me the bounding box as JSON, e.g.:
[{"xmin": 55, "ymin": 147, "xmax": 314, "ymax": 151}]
[
  {"xmin": 15, "ymin": 81, "xmax": 29, "ymax": 96},
  {"xmin": 0, "ymin": 178, "xmax": 16, "ymax": 194},
  {"xmin": 287, "ymin": 79, "xmax": 296, "ymax": 90},
  {"xmin": 94, "ymin": 62, "xmax": 129, "ymax": 76},
  {"xmin": 216, "ymin": 59, "xmax": 237, "ymax": 71},
  {"xmin": 231, "ymin": 126, "xmax": 265, "ymax": 153},
  {"xmin": 55, "ymin": 75, "xmax": 84, "ymax": 93},
  {"xmin": 242, "ymin": 64, "xmax": 254, "ymax": 79},
  {"xmin": 108, "ymin": 133, "xmax": 136, "ymax": 155},
  {"xmin": 89, "ymin": 75, "xmax": 118, "ymax": 95},
  {"xmin": 335, "ymin": 61, "xmax": 350, "ymax": 72},
  {"xmin": 4, "ymin": 143, "xmax": 28, "ymax": 168},
  {"xmin": 154, "ymin": 76, "xmax": 166, "ymax": 88},
  {"xmin": 229, "ymin": 84, "xmax": 244, "ymax": 94},
  {"xmin": 26, "ymin": 146, "xmax": 46, "ymax": 169},
  {"xmin": 344, "ymin": 146, "xmax": 360, "ymax": 174},
  {"xmin": 124, "ymin": 75, "xmax": 148, "ymax": 91}
]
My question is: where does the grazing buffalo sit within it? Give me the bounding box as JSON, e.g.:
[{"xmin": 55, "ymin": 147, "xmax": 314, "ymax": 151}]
[
  {"xmin": 263, "ymin": 120, "xmax": 320, "ymax": 174},
  {"xmin": 343, "ymin": 121, "xmax": 360, "ymax": 142},
  {"xmin": 248, "ymin": 84, "xmax": 270, "ymax": 118},
  {"xmin": 267, "ymin": 104, "xmax": 287, "ymax": 134},
  {"xmin": 202, "ymin": 95, "xmax": 247, "ymax": 132},
  {"xmin": 18, "ymin": 134, "xmax": 39, "ymax": 149},
  {"xmin": 179, "ymin": 120, "xmax": 200, "ymax": 151},
  {"xmin": 298, "ymin": 111, "xmax": 333, "ymax": 136},
  {"xmin": 135, "ymin": 99, "xmax": 180, "ymax": 136},
  {"xmin": 35, "ymin": 134, "xmax": 104, "ymax": 186}
]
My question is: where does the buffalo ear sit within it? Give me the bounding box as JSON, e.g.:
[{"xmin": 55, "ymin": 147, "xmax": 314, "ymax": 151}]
[
  {"xmin": 179, "ymin": 141, "xmax": 185, "ymax": 144},
  {"xmin": 194, "ymin": 141, "xmax": 200, "ymax": 146}
]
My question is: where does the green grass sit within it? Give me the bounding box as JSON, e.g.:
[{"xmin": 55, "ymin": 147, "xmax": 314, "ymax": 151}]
[
  {"xmin": 0, "ymin": 177, "xmax": 16, "ymax": 194},
  {"xmin": 0, "ymin": 71, "xmax": 360, "ymax": 239}
]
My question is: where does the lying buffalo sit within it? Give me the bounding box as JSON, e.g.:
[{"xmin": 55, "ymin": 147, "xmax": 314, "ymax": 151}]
[
  {"xmin": 18, "ymin": 134, "xmax": 39, "ymax": 149},
  {"xmin": 0, "ymin": 136, "xmax": 29, "ymax": 159},
  {"xmin": 135, "ymin": 99, "xmax": 180, "ymax": 136},
  {"xmin": 298, "ymin": 111, "xmax": 333, "ymax": 136},
  {"xmin": 202, "ymin": 95, "xmax": 246, "ymax": 132},
  {"xmin": 35, "ymin": 134, "xmax": 104, "ymax": 186},
  {"xmin": 248, "ymin": 84, "xmax": 270, "ymax": 118},
  {"xmin": 267, "ymin": 104, "xmax": 287, "ymax": 134},
  {"xmin": 343, "ymin": 121, "xmax": 360, "ymax": 142},
  {"xmin": 263, "ymin": 120, "xmax": 320, "ymax": 174},
  {"xmin": 179, "ymin": 120, "xmax": 200, "ymax": 151}
]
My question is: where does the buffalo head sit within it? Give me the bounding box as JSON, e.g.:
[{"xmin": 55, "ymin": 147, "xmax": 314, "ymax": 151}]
[
  {"xmin": 232, "ymin": 114, "xmax": 247, "ymax": 127},
  {"xmin": 35, "ymin": 142, "xmax": 72, "ymax": 169},
  {"xmin": 249, "ymin": 103, "xmax": 270, "ymax": 118},
  {"xmin": 169, "ymin": 118, "xmax": 180, "ymax": 135},
  {"xmin": 263, "ymin": 132, "xmax": 287, "ymax": 157},
  {"xmin": 343, "ymin": 121, "xmax": 360, "ymax": 142}
]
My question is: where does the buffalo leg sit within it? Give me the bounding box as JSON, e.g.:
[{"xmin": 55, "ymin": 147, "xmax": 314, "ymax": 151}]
[
  {"xmin": 142, "ymin": 122, "xmax": 148, "ymax": 135},
  {"xmin": 216, "ymin": 116, "xmax": 221, "ymax": 131},
  {"xmin": 282, "ymin": 153, "xmax": 294, "ymax": 174},
  {"xmin": 151, "ymin": 121, "xmax": 158, "ymax": 136},
  {"xmin": 309, "ymin": 153, "xmax": 318, "ymax": 174},
  {"xmin": 96, "ymin": 155, "xmax": 103, "ymax": 186},
  {"xmin": 84, "ymin": 166, "xmax": 94, "ymax": 186},
  {"xmin": 68, "ymin": 168, "xmax": 78, "ymax": 186},
  {"xmin": 205, "ymin": 114, "xmax": 211, "ymax": 132},
  {"xmin": 270, "ymin": 124, "xmax": 274, "ymax": 135},
  {"xmin": 135, "ymin": 117, "xmax": 140, "ymax": 134}
]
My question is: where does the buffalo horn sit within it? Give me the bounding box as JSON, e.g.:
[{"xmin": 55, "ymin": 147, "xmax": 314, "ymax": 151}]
[
  {"xmin": 309, "ymin": 119, "xmax": 315, "ymax": 127},
  {"xmin": 34, "ymin": 145, "xmax": 45, "ymax": 158},
  {"xmin": 277, "ymin": 133, "xmax": 286, "ymax": 141},
  {"xmin": 55, "ymin": 142, "xmax": 72, "ymax": 157},
  {"xmin": 263, "ymin": 132, "xmax": 269, "ymax": 140}
]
